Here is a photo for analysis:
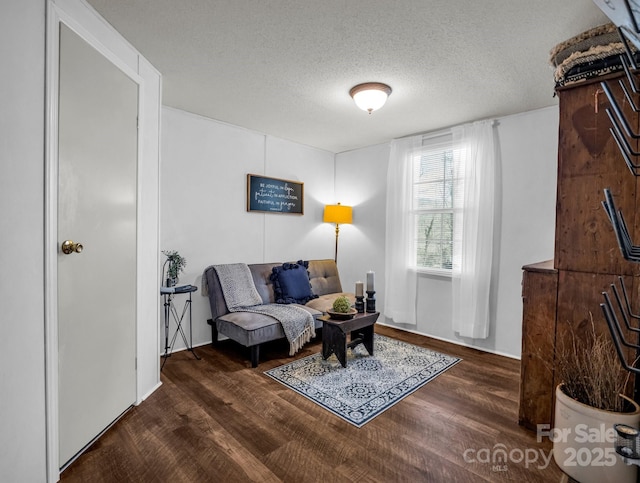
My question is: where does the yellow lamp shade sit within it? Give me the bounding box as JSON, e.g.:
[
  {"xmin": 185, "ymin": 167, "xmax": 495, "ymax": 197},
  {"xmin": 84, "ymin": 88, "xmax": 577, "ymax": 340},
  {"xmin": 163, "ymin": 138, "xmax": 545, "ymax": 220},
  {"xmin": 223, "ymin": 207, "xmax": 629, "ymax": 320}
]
[{"xmin": 323, "ymin": 204, "xmax": 352, "ymax": 224}]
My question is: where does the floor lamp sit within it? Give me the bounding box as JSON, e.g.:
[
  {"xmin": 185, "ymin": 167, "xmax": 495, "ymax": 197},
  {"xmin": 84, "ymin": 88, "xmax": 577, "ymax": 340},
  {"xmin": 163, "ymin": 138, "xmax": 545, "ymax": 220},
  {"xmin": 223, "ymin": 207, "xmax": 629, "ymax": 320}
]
[{"xmin": 323, "ymin": 203, "xmax": 352, "ymax": 263}]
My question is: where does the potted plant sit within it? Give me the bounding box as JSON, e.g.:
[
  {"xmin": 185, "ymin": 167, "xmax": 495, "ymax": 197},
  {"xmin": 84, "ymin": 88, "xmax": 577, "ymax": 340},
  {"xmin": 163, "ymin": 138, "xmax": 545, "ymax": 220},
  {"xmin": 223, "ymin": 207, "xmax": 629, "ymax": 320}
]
[
  {"xmin": 552, "ymin": 316, "xmax": 640, "ymax": 483},
  {"xmin": 327, "ymin": 295, "xmax": 356, "ymax": 320},
  {"xmin": 162, "ymin": 250, "xmax": 186, "ymax": 287}
]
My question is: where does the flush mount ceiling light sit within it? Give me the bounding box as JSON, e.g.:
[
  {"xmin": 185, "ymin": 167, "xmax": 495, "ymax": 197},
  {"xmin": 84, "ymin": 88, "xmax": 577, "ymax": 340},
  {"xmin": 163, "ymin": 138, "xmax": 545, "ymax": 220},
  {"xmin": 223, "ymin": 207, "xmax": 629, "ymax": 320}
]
[{"xmin": 349, "ymin": 82, "xmax": 392, "ymax": 114}]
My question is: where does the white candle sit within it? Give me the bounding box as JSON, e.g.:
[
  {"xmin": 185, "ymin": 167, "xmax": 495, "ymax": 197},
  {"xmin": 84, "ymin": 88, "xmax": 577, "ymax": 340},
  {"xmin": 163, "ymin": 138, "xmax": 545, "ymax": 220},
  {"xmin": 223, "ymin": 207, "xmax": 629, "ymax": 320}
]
[
  {"xmin": 366, "ymin": 271, "xmax": 375, "ymax": 292},
  {"xmin": 355, "ymin": 281, "xmax": 363, "ymax": 297}
]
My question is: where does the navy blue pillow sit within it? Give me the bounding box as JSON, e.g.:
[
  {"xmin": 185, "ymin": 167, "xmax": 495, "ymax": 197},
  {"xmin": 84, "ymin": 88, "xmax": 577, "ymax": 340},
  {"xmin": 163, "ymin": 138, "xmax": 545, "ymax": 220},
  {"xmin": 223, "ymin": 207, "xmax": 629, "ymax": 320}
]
[{"xmin": 270, "ymin": 261, "xmax": 318, "ymax": 304}]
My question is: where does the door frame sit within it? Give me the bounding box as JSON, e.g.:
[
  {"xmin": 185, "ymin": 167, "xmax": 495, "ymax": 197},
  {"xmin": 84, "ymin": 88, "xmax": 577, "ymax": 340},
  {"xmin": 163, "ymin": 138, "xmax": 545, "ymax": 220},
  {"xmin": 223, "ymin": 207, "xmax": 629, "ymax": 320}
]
[{"xmin": 45, "ymin": 1, "xmax": 149, "ymax": 480}]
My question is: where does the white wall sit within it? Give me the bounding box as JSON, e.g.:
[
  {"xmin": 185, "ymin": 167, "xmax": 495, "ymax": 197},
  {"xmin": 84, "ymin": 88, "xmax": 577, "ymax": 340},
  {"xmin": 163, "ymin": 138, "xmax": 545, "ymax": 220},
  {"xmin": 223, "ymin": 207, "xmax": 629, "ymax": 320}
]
[
  {"xmin": 335, "ymin": 107, "xmax": 559, "ymax": 358},
  {"xmin": 161, "ymin": 108, "xmax": 336, "ymax": 349},
  {"xmin": 0, "ymin": 1, "xmax": 47, "ymax": 481},
  {"xmin": 163, "ymin": 106, "xmax": 558, "ymax": 358},
  {"xmin": 332, "ymin": 143, "xmax": 391, "ymax": 298}
]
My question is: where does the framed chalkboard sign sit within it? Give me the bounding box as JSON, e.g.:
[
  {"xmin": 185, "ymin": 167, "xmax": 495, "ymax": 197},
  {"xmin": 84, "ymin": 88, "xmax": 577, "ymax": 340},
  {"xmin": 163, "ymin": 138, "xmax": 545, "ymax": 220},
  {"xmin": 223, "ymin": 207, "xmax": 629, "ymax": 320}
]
[{"xmin": 246, "ymin": 174, "xmax": 304, "ymax": 214}]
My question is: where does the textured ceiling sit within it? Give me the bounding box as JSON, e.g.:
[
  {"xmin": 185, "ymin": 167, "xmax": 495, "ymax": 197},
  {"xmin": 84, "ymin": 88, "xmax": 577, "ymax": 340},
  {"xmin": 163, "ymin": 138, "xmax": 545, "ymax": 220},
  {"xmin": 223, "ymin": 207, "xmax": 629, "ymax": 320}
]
[{"xmin": 87, "ymin": 0, "xmax": 608, "ymax": 153}]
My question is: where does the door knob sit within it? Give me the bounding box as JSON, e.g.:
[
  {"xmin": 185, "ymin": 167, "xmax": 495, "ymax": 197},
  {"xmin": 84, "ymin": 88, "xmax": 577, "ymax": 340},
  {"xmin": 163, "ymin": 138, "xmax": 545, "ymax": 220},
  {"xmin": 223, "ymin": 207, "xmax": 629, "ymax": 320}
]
[{"xmin": 61, "ymin": 240, "xmax": 83, "ymax": 255}]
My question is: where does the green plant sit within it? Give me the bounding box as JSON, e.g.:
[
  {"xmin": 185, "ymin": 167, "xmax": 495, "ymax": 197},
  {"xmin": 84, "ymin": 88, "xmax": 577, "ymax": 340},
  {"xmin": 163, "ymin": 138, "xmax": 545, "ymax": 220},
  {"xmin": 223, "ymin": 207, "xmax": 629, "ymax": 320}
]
[
  {"xmin": 554, "ymin": 314, "xmax": 630, "ymax": 412},
  {"xmin": 162, "ymin": 250, "xmax": 186, "ymax": 284},
  {"xmin": 332, "ymin": 296, "xmax": 351, "ymax": 313}
]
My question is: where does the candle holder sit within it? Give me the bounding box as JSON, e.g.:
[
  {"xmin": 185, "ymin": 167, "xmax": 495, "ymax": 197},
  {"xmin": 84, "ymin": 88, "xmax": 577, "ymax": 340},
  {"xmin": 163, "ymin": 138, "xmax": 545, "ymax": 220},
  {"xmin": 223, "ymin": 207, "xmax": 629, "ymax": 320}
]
[
  {"xmin": 355, "ymin": 295, "xmax": 365, "ymax": 313},
  {"xmin": 614, "ymin": 424, "xmax": 640, "ymax": 465},
  {"xmin": 366, "ymin": 290, "xmax": 376, "ymax": 313}
]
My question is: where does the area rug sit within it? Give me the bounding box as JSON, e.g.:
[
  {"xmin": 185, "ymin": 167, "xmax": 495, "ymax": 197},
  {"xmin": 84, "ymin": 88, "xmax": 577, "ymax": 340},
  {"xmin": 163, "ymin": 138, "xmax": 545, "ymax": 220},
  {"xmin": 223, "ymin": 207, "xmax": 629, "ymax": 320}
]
[{"xmin": 264, "ymin": 334, "xmax": 461, "ymax": 427}]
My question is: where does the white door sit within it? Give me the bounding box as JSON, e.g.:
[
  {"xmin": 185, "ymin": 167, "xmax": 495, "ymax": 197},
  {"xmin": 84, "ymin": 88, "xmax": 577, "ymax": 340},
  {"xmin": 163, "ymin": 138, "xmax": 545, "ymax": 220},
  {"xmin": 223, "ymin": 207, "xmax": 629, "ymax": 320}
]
[{"xmin": 57, "ymin": 23, "xmax": 138, "ymax": 467}]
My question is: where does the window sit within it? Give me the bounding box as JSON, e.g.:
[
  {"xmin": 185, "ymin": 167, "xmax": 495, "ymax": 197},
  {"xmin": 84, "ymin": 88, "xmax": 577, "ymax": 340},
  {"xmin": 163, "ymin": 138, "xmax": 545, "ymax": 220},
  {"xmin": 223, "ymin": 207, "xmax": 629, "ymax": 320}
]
[
  {"xmin": 386, "ymin": 123, "xmax": 495, "ymax": 332},
  {"xmin": 412, "ymin": 134, "xmax": 458, "ymax": 272}
]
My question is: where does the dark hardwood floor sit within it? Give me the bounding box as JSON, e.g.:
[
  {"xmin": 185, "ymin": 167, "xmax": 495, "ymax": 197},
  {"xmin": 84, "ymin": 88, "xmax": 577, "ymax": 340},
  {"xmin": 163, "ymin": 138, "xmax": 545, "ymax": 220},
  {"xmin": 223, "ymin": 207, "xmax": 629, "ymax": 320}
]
[{"xmin": 60, "ymin": 325, "xmax": 567, "ymax": 482}]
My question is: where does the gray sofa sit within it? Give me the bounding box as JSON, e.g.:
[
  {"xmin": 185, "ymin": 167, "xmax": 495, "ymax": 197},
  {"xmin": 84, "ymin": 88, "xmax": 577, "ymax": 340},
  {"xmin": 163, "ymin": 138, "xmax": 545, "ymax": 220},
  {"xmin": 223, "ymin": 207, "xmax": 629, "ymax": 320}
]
[{"xmin": 204, "ymin": 259, "xmax": 354, "ymax": 367}]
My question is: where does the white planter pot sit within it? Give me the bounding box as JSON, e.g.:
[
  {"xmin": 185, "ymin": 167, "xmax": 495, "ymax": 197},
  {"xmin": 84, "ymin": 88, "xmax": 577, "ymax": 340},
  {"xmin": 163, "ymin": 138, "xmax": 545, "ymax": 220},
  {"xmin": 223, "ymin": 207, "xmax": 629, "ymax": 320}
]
[{"xmin": 553, "ymin": 384, "xmax": 640, "ymax": 483}]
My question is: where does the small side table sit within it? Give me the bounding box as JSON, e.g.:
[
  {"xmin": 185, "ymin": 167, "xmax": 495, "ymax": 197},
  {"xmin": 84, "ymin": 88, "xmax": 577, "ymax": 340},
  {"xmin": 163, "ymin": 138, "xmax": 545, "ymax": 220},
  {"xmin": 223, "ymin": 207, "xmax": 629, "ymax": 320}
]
[
  {"xmin": 161, "ymin": 284, "xmax": 200, "ymax": 369},
  {"xmin": 321, "ymin": 311, "xmax": 380, "ymax": 368}
]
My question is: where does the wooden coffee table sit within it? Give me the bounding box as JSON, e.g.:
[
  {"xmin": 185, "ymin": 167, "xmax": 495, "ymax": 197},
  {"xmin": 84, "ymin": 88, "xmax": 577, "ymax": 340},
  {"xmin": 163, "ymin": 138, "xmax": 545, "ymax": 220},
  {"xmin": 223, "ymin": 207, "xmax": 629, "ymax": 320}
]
[{"xmin": 320, "ymin": 311, "xmax": 380, "ymax": 368}]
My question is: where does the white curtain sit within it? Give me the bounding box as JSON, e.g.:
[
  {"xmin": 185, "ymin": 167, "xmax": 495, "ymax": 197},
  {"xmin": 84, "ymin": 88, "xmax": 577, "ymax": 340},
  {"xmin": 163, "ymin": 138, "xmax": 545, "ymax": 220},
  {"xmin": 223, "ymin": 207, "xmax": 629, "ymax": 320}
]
[
  {"xmin": 383, "ymin": 135, "xmax": 422, "ymax": 325},
  {"xmin": 451, "ymin": 120, "xmax": 497, "ymax": 339}
]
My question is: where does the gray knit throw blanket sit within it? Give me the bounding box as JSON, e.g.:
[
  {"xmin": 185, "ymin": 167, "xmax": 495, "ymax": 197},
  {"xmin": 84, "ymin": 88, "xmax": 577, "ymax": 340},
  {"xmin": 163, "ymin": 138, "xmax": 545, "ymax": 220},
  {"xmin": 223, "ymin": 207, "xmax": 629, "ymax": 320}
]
[{"xmin": 213, "ymin": 263, "xmax": 315, "ymax": 355}]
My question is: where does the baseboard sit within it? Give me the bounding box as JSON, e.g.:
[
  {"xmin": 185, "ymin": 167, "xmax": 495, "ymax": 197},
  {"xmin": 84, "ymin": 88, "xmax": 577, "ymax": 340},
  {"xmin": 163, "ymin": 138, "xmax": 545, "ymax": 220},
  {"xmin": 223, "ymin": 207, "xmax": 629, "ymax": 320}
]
[
  {"xmin": 138, "ymin": 381, "xmax": 162, "ymax": 405},
  {"xmin": 376, "ymin": 321, "xmax": 520, "ymax": 361}
]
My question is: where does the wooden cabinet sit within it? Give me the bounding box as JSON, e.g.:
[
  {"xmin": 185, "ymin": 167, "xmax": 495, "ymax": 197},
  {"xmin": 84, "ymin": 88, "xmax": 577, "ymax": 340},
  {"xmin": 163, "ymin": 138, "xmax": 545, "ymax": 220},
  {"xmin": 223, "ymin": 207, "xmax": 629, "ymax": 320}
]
[
  {"xmin": 519, "ymin": 74, "xmax": 640, "ymax": 429},
  {"xmin": 519, "ymin": 261, "xmax": 557, "ymax": 430}
]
